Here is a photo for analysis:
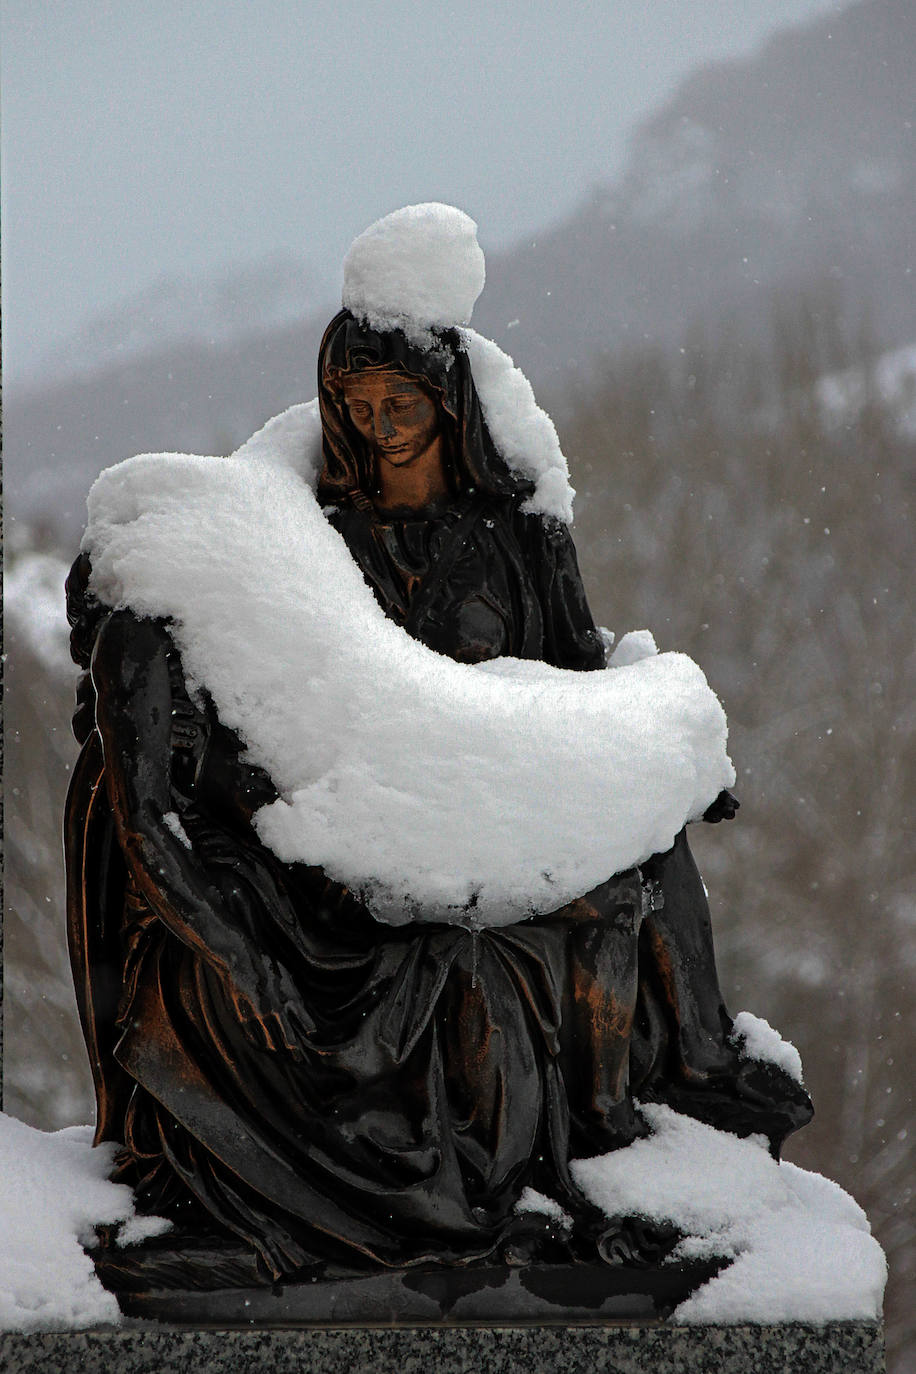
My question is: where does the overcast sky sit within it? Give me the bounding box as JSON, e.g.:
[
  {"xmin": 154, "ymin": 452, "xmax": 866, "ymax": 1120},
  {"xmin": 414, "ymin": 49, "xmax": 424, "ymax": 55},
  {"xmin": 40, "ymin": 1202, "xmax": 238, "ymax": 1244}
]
[{"xmin": 2, "ymin": 0, "xmax": 849, "ymax": 387}]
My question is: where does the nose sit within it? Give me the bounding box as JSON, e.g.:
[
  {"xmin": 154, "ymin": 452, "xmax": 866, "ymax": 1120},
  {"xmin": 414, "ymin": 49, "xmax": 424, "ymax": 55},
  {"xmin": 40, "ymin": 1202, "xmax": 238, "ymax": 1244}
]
[{"xmin": 377, "ymin": 407, "xmax": 396, "ymax": 439}]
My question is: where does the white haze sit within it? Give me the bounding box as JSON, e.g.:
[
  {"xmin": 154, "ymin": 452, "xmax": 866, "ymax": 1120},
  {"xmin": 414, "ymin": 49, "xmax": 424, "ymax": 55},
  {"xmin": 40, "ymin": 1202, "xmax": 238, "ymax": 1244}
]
[{"xmin": 1, "ymin": 0, "xmax": 850, "ymax": 388}]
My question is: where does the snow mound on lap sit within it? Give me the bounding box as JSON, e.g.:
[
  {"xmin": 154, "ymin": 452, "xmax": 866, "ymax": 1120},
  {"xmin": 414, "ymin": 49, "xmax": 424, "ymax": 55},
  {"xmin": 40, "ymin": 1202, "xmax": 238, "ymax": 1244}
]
[{"xmin": 85, "ymin": 449, "xmax": 734, "ymax": 926}]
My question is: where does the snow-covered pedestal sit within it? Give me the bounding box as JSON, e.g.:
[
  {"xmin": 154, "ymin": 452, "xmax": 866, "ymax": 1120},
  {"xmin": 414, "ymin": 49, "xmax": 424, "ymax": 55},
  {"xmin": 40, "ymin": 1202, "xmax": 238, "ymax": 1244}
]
[{"xmin": 0, "ymin": 1110, "xmax": 886, "ymax": 1370}]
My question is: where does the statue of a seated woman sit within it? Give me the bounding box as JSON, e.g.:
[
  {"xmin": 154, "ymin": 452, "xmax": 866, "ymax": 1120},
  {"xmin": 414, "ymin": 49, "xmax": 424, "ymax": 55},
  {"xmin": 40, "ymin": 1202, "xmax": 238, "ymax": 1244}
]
[{"xmin": 64, "ymin": 206, "xmax": 812, "ymax": 1295}]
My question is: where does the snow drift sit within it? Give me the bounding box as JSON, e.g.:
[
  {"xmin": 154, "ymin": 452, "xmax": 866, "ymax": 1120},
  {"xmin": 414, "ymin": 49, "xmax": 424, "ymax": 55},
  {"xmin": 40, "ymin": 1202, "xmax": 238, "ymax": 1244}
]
[{"xmin": 0, "ymin": 1113, "xmax": 169, "ymax": 1332}]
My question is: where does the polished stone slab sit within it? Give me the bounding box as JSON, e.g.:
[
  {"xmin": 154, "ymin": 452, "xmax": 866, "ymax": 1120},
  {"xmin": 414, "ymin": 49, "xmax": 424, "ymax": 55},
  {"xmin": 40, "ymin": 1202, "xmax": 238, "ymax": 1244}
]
[{"xmin": 0, "ymin": 1322, "xmax": 886, "ymax": 1373}]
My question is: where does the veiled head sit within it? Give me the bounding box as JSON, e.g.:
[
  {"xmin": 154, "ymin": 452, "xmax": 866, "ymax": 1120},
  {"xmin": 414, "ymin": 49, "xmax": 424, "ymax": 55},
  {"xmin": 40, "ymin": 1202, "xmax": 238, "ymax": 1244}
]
[{"xmin": 316, "ymin": 310, "xmax": 534, "ymax": 509}]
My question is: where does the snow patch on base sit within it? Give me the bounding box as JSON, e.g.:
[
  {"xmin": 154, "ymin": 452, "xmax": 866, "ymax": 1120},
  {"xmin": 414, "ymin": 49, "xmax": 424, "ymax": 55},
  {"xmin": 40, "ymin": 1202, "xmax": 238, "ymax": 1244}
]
[
  {"xmin": 515, "ymin": 1188, "xmax": 573, "ymax": 1229},
  {"xmin": 0, "ymin": 1113, "xmax": 169, "ymax": 1332},
  {"xmin": 572, "ymin": 1104, "xmax": 886, "ymax": 1324}
]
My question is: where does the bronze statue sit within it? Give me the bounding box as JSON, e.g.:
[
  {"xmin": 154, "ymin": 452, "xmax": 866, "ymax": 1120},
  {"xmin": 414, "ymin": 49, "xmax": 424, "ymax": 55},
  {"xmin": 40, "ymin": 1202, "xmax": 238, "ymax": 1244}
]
[{"xmin": 64, "ymin": 226, "xmax": 812, "ymax": 1315}]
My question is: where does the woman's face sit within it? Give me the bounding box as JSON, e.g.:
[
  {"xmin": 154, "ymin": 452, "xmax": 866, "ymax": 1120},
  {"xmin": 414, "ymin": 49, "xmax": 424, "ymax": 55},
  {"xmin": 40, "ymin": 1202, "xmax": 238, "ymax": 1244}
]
[{"xmin": 340, "ymin": 371, "xmax": 441, "ymax": 470}]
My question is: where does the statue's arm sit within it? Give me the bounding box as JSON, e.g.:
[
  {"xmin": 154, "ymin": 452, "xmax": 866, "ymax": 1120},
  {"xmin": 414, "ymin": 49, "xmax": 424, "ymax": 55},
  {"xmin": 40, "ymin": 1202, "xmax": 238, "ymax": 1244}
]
[{"xmin": 91, "ymin": 609, "xmax": 306, "ymax": 1048}]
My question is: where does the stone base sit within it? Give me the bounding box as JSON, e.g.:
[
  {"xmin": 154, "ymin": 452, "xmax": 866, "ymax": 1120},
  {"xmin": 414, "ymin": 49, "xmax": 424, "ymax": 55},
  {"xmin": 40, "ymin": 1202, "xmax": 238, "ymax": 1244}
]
[
  {"xmin": 0, "ymin": 1323, "xmax": 886, "ymax": 1373},
  {"xmin": 95, "ymin": 1259, "xmax": 725, "ymax": 1325}
]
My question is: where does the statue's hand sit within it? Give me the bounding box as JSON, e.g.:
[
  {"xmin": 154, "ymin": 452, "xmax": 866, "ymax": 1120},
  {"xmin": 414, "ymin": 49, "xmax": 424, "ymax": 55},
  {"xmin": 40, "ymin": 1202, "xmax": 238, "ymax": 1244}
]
[
  {"xmin": 157, "ymin": 818, "xmax": 316, "ymax": 1054},
  {"xmin": 227, "ymin": 954, "xmax": 315, "ymax": 1057},
  {"xmin": 702, "ymin": 789, "xmax": 740, "ymax": 824}
]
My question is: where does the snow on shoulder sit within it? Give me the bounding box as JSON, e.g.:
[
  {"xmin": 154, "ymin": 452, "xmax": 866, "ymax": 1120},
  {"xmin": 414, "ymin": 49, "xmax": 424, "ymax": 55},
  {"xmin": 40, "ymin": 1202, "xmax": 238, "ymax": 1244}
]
[{"xmin": 459, "ymin": 328, "xmax": 574, "ymax": 523}]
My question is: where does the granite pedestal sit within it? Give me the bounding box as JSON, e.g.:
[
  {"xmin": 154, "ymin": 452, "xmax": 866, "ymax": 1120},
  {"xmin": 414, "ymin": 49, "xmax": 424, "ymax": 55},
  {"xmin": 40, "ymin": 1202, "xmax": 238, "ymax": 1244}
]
[{"xmin": 0, "ymin": 1321, "xmax": 886, "ymax": 1373}]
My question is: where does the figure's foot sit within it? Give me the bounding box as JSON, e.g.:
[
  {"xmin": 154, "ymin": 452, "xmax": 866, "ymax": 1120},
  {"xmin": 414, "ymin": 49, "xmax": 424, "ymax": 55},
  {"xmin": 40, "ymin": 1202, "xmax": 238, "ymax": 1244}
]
[{"xmin": 566, "ymin": 1205, "xmax": 682, "ymax": 1268}]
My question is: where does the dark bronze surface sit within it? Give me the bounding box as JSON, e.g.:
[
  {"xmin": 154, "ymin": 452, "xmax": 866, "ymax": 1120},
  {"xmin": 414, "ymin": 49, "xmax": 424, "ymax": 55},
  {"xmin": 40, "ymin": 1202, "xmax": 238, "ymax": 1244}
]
[
  {"xmin": 64, "ymin": 311, "xmax": 812, "ymax": 1313},
  {"xmin": 93, "ymin": 1254, "xmax": 726, "ymax": 1326}
]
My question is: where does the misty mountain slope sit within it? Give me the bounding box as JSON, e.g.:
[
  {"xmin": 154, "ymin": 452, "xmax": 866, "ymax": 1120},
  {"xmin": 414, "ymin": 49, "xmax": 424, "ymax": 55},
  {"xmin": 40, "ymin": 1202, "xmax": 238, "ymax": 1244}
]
[
  {"xmin": 475, "ymin": 0, "xmax": 915, "ymax": 384},
  {"xmin": 31, "ymin": 254, "xmax": 327, "ymax": 387},
  {"xmin": 6, "ymin": 0, "xmax": 912, "ymax": 538},
  {"xmin": 5, "ymin": 318, "xmax": 330, "ymax": 538}
]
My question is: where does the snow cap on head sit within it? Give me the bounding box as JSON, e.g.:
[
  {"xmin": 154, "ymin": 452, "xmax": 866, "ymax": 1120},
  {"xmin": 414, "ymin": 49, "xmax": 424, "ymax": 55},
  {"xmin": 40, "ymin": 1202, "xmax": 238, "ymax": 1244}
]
[
  {"xmin": 338, "ymin": 201, "xmax": 575, "ymax": 523},
  {"xmin": 342, "ymin": 203, "xmax": 486, "ymax": 341}
]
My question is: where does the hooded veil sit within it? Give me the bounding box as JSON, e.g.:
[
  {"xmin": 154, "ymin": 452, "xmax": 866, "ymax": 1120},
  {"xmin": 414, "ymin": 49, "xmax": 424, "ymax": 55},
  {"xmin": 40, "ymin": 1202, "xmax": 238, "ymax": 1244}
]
[{"xmin": 316, "ymin": 309, "xmax": 533, "ymax": 507}]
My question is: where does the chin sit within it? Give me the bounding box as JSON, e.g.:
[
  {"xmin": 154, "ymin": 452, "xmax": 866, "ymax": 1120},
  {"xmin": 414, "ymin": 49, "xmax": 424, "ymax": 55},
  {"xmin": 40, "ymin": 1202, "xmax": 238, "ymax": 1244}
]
[{"xmin": 379, "ymin": 449, "xmax": 417, "ymax": 465}]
